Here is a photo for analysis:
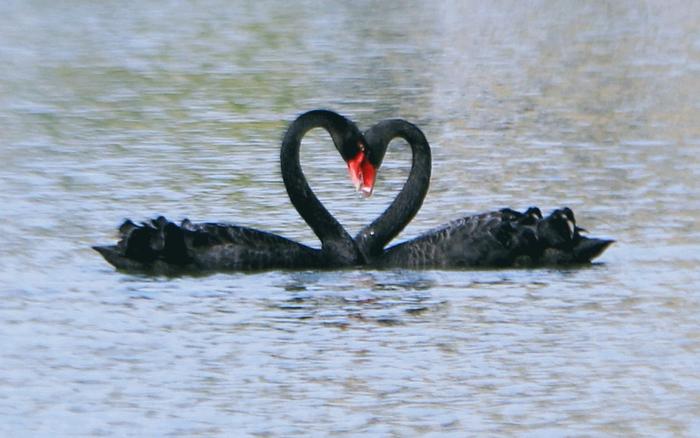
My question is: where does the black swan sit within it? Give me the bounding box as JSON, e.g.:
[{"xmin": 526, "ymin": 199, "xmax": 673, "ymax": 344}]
[
  {"xmin": 93, "ymin": 110, "xmax": 378, "ymax": 273},
  {"xmin": 355, "ymin": 119, "xmax": 614, "ymax": 268}
]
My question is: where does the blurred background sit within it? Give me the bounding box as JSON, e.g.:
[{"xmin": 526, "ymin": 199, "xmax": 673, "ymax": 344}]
[{"xmin": 1, "ymin": 1, "xmax": 699, "ymax": 435}]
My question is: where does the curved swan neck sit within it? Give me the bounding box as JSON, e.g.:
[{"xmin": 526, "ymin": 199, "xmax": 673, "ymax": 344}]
[
  {"xmin": 355, "ymin": 120, "xmax": 432, "ymax": 260},
  {"xmin": 280, "ymin": 110, "xmax": 361, "ymax": 265}
]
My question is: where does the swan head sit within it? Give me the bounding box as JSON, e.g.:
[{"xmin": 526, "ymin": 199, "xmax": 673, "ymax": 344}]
[{"xmin": 347, "ymin": 142, "xmax": 377, "ymax": 197}]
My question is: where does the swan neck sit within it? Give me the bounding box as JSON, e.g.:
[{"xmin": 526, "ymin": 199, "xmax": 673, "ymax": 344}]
[
  {"xmin": 356, "ymin": 120, "xmax": 432, "ymax": 260},
  {"xmin": 281, "ymin": 111, "xmax": 360, "ymax": 265}
]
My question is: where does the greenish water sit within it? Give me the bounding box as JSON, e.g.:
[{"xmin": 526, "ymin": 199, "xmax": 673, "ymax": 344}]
[{"xmin": 1, "ymin": 1, "xmax": 699, "ymax": 436}]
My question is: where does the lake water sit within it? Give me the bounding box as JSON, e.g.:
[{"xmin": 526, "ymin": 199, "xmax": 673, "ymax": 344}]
[{"xmin": 2, "ymin": 1, "xmax": 699, "ymax": 436}]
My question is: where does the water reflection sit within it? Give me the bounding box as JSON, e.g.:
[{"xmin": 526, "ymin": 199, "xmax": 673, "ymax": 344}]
[{"xmin": 266, "ymin": 271, "xmax": 442, "ymax": 326}]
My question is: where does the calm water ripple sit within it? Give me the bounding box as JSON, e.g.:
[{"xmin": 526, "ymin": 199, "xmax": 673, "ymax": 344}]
[{"xmin": 1, "ymin": 1, "xmax": 699, "ymax": 436}]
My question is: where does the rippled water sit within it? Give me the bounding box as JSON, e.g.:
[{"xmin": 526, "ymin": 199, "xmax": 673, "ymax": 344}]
[{"xmin": 2, "ymin": 1, "xmax": 699, "ymax": 436}]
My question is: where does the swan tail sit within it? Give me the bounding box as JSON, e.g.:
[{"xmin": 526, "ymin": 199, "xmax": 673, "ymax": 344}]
[
  {"xmin": 572, "ymin": 237, "xmax": 614, "ymax": 262},
  {"xmin": 92, "ymin": 245, "xmax": 152, "ymax": 271},
  {"xmin": 501, "ymin": 207, "xmax": 614, "ymax": 265},
  {"xmin": 93, "ymin": 216, "xmax": 194, "ymax": 271},
  {"xmin": 534, "ymin": 207, "xmax": 614, "ymax": 264}
]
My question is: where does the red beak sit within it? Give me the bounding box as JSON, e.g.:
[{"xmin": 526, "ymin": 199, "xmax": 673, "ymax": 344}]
[{"xmin": 347, "ymin": 151, "xmax": 377, "ymax": 197}]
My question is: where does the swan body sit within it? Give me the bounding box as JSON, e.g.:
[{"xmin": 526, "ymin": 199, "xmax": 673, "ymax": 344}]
[
  {"xmin": 375, "ymin": 207, "xmax": 613, "ymax": 268},
  {"xmin": 93, "ymin": 217, "xmax": 326, "ymax": 274}
]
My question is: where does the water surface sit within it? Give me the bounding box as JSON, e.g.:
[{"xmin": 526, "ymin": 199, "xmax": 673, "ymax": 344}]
[{"xmin": 1, "ymin": 1, "xmax": 699, "ymax": 436}]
